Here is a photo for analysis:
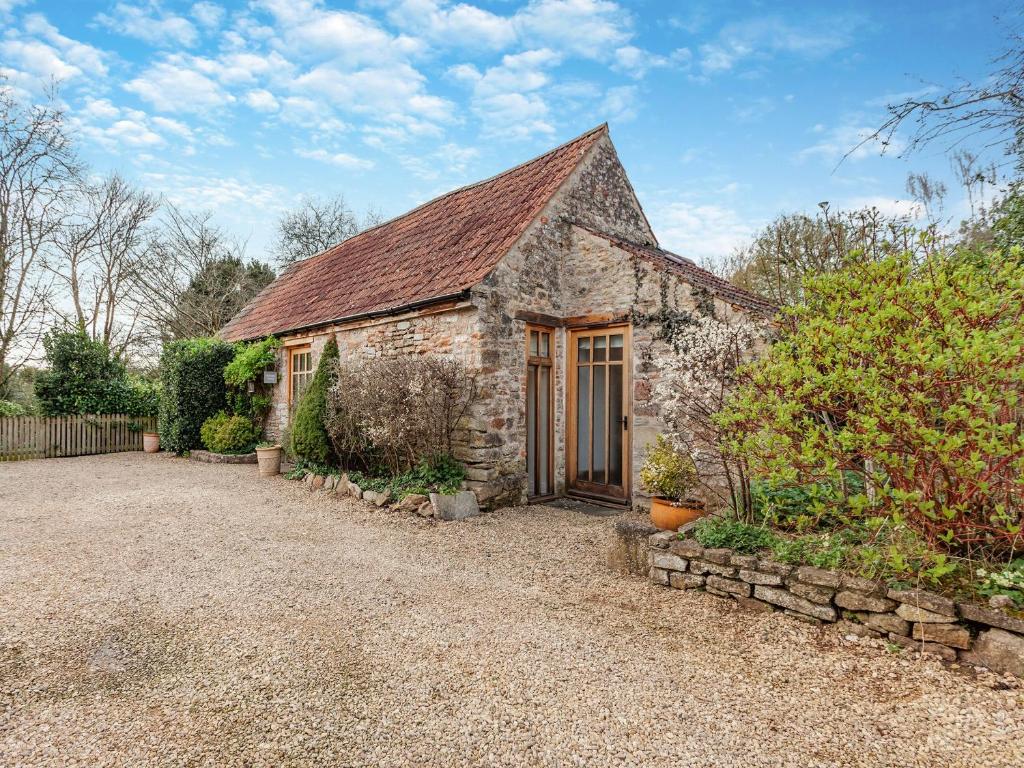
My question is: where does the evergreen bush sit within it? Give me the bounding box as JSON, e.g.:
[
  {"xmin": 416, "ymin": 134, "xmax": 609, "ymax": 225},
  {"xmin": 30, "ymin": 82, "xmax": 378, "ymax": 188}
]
[
  {"xmin": 290, "ymin": 337, "xmax": 338, "ymax": 466},
  {"xmin": 158, "ymin": 338, "xmax": 235, "ymax": 454},
  {"xmin": 200, "ymin": 412, "xmax": 260, "ymax": 454}
]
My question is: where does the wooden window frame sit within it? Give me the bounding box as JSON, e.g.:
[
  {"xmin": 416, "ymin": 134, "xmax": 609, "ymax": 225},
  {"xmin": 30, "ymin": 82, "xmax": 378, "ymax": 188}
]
[
  {"xmin": 525, "ymin": 324, "xmax": 555, "ymax": 500},
  {"xmin": 288, "ymin": 345, "xmax": 313, "ymax": 410}
]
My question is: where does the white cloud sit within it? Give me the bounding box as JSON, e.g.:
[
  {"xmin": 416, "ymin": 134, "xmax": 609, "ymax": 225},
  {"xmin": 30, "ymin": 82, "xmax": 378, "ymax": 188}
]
[
  {"xmin": 600, "ymin": 85, "xmax": 637, "ymax": 122},
  {"xmin": 612, "ymin": 45, "xmax": 690, "ymax": 79},
  {"xmin": 384, "ymin": 0, "xmax": 516, "ymax": 50},
  {"xmin": 295, "ymin": 147, "xmax": 375, "ymax": 170},
  {"xmin": 651, "ymin": 200, "xmax": 757, "ymax": 263},
  {"xmin": 798, "ymin": 122, "xmax": 906, "ymax": 163},
  {"xmin": 72, "ymin": 97, "xmax": 196, "ymax": 151},
  {"xmin": 95, "ymin": 2, "xmax": 199, "ymax": 48},
  {"xmin": 124, "ymin": 57, "xmax": 234, "ymax": 113},
  {"xmin": 449, "ymin": 49, "xmax": 560, "ymax": 138},
  {"xmin": 143, "ymin": 171, "xmax": 287, "ymax": 212},
  {"xmin": 0, "ymin": 14, "xmax": 108, "ymax": 84},
  {"xmin": 698, "ymin": 16, "xmax": 854, "ymax": 75},
  {"xmin": 191, "ymin": 1, "xmax": 225, "ymax": 30},
  {"xmin": 516, "ymin": 0, "xmax": 632, "ymax": 60},
  {"xmin": 245, "ymin": 88, "xmax": 279, "ymax": 112},
  {"xmin": 837, "ymin": 195, "xmax": 922, "ymax": 219}
]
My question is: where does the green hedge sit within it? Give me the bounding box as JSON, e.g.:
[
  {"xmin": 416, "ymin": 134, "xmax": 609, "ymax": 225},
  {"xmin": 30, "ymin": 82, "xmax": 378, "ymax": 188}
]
[
  {"xmin": 290, "ymin": 337, "xmax": 337, "ymax": 465},
  {"xmin": 158, "ymin": 338, "xmax": 235, "ymax": 454}
]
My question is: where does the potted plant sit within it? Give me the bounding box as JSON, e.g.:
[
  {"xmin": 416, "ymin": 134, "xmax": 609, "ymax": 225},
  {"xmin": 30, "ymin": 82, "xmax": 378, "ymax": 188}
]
[
  {"xmin": 640, "ymin": 436, "xmax": 705, "ymax": 531},
  {"xmin": 143, "ymin": 431, "xmax": 160, "ymax": 453},
  {"xmin": 255, "ymin": 442, "xmax": 283, "ymax": 477}
]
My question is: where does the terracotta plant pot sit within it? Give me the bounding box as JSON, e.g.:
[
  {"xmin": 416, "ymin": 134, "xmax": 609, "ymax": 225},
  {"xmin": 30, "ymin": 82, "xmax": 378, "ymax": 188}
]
[
  {"xmin": 142, "ymin": 432, "xmax": 160, "ymax": 454},
  {"xmin": 256, "ymin": 445, "xmax": 283, "ymax": 477},
  {"xmin": 650, "ymin": 496, "xmax": 706, "ymax": 531}
]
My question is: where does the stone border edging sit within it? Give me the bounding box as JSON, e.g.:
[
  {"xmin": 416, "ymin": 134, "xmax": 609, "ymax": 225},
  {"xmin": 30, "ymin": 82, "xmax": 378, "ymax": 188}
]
[
  {"xmin": 297, "ymin": 471, "xmax": 481, "ymax": 521},
  {"xmin": 189, "ymin": 450, "xmax": 257, "ymax": 464},
  {"xmin": 649, "ymin": 531, "xmax": 1024, "ymax": 679}
]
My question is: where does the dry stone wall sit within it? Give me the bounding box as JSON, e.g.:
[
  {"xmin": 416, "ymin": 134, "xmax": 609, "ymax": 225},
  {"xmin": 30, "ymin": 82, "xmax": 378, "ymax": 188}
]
[{"xmin": 649, "ymin": 532, "xmax": 1024, "ymax": 679}]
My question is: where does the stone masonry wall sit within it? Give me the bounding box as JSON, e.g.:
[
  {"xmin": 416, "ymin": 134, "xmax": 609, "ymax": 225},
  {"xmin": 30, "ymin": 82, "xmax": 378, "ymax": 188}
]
[{"xmin": 649, "ymin": 532, "xmax": 1024, "ymax": 679}]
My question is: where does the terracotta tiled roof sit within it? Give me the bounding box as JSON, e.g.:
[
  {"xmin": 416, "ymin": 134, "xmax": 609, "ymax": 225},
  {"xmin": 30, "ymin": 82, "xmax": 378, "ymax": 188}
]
[
  {"xmin": 221, "ymin": 125, "xmax": 609, "ymax": 341},
  {"xmin": 576, "ymin": 226, "xmax": 777, "ymax": 317}
]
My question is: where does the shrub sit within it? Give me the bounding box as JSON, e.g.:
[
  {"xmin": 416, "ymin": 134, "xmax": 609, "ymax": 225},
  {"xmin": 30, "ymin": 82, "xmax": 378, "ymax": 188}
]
[
  {"xmin": 721, "ymin": 248, "xmax": 1024, "ymax": 558},
  {"xmin": 976, "ymin": 559, "xmax": 1024, "ymax": 606},
  {"xmin": 34, "ymin": 327, "xmax": 159, "ymax": 416},
  {"xmin": 200, "ymin": 412, "xmax": 260, "ymax": 454},
  {"xmin": 752, "ymin": 473, "xmax": 865, "ymax": 532},
  {"xmin": 639, "ymin": 436, "xmax": 697, "ymax": 501},
  {"xmin": 0, "ymin": 399, "xmax": 26, "ymax": 416},
  {"xmin": 326, "ymin": 355, "xmax": 477, "ymax": 473},
  {"xmin": 693, "ymin": 516, "xmax": 779, "ymax": 554},
  {"xmin": 290, "ymin": 337, "xmax": 338, "ymax": 466},
  {"xmin": 349, "ymin": 455, "xmax": 467, "ymax": 499},
  {"xmin": 158, "ymin": 337, "xmax": 235, "ymax": 454}
]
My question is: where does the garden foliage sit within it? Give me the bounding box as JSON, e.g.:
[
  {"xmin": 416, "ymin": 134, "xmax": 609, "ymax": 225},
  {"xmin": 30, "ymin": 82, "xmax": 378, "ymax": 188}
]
[
  {"xmin": 290, "ymin": 337, "xmax": 338, "ymax": 466},
  {"xmin": 223, "ymin": 336, "xmax": 279, "ymax": 421},
  {"xmin": 0, "ymin": 399, "xmax": 25, "ymax": 416},
  {"xmin": 638, "ymin": 435, "xmax": 696, "ymax": 501},
  {"xmin": 158, "ymin": 337, "xmax": 235, "ymax": 454},
  {"xmin": 34, "ymin": 327, "xmax": 158, "ymax": 416},
  {"xmin": 720, "ymin": 248, "xmax": 1024, "ymax": 558},
  {"xmin": 326, "ymin": 355, "xmax": 477, "ymax": 474},
  {"xmin": 200, "ymin": 412, "xmax": 260, "ymax": 454}
]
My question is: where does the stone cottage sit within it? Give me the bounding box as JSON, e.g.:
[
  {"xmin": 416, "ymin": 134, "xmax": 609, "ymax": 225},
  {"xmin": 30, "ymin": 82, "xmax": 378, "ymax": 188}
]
[{"xmin": 221, "ymin": 124, "xmax": 773, "ymax": 508}]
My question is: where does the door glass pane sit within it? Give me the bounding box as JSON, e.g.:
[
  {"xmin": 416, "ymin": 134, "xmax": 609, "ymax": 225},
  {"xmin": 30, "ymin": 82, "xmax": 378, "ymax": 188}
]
[
  {"xmin": 610, "ymin": 334, "xmax": 624, "ymax": 361},
  {"xmin": 527, "ymin": 365, "xmax": 536, "ymax": 495},
  {"xmin": 593, "ymin": 335, "xmax": 607, "ymax": 362},
  {"xmin": 592, "ymin": 364, "xmax": 606, "ymax": 483},
  {"xmin": 529, "ymin": 331, "xmax": 538, "ymax": 356},
  {"xmin": 539, "ymin": 366, "xmax": 550, "ymax": 495},
  {"xmin": 576, "ymin": 366, "xmax": 590, "ymax": 480},
  {"xmin": 609, "ymin": 364, "xmax": 623, "ymax": 486},
  {"xmin": 577, "ymin": 337, "xmax": 590, "ymax": 362},
  {"xmin": 540, "ymin": 332, "xmax": 550, "ymax": 358}
]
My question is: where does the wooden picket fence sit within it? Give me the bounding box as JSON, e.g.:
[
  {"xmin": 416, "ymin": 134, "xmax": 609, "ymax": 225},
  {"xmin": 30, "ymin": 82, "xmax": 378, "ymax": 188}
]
[{"xmin": 0, "ymin": 414, "xmax": 158, "ymax": 462}]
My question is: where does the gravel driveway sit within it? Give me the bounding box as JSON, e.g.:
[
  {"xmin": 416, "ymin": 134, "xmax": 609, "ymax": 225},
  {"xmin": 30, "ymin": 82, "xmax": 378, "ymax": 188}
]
[{"xmin": 1, "ymin": 453, "xmax": 1022, "ymax": 767}]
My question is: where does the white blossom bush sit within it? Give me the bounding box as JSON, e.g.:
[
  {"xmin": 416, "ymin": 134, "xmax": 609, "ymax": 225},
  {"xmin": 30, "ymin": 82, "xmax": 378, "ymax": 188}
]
[{"xmin": 654, "ymin": 312, "xmax": 768, "ymax": 519}]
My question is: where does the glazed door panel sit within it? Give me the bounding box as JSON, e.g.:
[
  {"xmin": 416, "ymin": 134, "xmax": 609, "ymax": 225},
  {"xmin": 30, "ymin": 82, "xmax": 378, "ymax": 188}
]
[{"xmin": 568, "ymin": 326, "xmax": 629, "ymax": 501}]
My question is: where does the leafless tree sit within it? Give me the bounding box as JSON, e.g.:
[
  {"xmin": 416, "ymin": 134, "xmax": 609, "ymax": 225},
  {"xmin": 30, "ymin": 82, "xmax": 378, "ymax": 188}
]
[
  {"xmin": 855, "ymin": 31, "xmax": 1024, "ymax": 168},
  {"xmin": 49, "ymin": 174, "xmax": 158, "ymax": 354},
  {"xmin": 270, "ymin": 194, "xmax": 383, "ymax": 267},
  {"xmin": 133, "ymin": 204, "xmax": 274, "ymax": 346},
  {"xmin": 0, "ymin": 86, "xmax": 80, "ymax": 397}
]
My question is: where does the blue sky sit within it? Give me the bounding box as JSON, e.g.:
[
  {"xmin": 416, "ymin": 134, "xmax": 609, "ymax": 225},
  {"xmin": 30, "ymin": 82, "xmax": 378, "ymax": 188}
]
[{"xmin": 1, "ymin": 0, "xmax": 1017, "ymax": 266}]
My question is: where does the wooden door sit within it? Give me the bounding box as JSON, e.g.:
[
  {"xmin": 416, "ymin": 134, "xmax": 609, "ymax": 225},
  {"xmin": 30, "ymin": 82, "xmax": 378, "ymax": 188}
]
[
  {"xmin": 526, "ymin": 326, "xmax": 555, "ymax": 499},
  {"xmin": 568, "ymin": 325, "xmax": 630, "ymax": 501}
]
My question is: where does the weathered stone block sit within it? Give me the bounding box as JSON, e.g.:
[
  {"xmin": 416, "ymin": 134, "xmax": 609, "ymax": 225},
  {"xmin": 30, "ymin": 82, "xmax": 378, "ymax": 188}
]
[
  {"xmin": 834, "ymin": 591, "xmax": 897, "ymax": 613},
  {"xmin": 739, "ymin": 569, "xmax": 784, "ymax": 586},
  {"xmin": 429, "ymin": 490, "xmax": 479, "ymax": 520},
  {"xmin": 836, "ymin": 619, "xmax": 881, "ymax": 639},
  {"xmin": 887, "ymin": 632, "xmax": 957, "ymax": 662},
  {"xmin": 610, "ymin": 520, "xmax": 659, "ymax": 576},
  {"xmin": 689, "ymin": 560, "xmax": 737, "ymax": 578},
  {"xmin": 896, "ymin": 604, "xmax": 957, "ymax": 624},
  {"xmin": 912, "ymin": 622, "xmax": 971, "ymax": 649},
  {"xmin": 395, "ymin": 493, "xmax": 429, "ymax": 513},
  {"xmin": 957, "ymin": 603, "xmax": 1024, "ymax": 635},
  {"xmin": 793, "ymin": 566, "xmax": 841, "ymax": 589},
  {"xmin": 856, "ymin": 612, "xmax": 910, "ymax": 637},
  {"xmin": 754, "ymin": 586, "xmax": 837, "ymax": 622},
  {"xmin": 788, "ymin": 582, "xmax": 835, "ymax": 604},
  {"xmin": 784, "ymin": 610, "xmax": 823, "ymax": 625},
  {"xmin": 729, "ymin": 554, "xmax": 759, "ymax": 569},
  {"xmin": 310, "ymin": 475, "xmax": 325, "ymax": 490},
  {"xmin": 702, "ymin": 548, "xmax": 733, "ymax": 565},
  {"xmin": 839, "ymin": 574, "xmax": 886, "ymax": 596},
  {"xmin": 887, "ymin": 588, "xmax": 956, "ymax": 617},
  {"xmin": 755, "ymin": 559, "xmax": 793, "ymax": 578},
  {"xmin": 648, "ymin": 531, "xmax": 674, "ymax": 549},
  {"xmin": 959, "ymin": 629, "xmax": 1024, "ymax": 677},
  {"xmin": 735, "ymin": 595, "xmax": 775, "ymax": 614},
  {"xmin": 649, "ymin": 567, "xmax": 670, "ymax": 586},
  {"xmin": 669, "ymin": 539, "xmax": 704, "ymax": 558},
  {"xmin": 669, "ymin": 572, "xmax": 705, "ymax": 590},
  {"xmin": 651, "ymin": 552, "xmax": 688, "ymax": 572},
  {"xmin": 363, "ymin": 489, "xmax": 392, "ymax": 507},
  {"xmin": 706, "ymin": 575, "xmax": 751, "ymax": 597}
]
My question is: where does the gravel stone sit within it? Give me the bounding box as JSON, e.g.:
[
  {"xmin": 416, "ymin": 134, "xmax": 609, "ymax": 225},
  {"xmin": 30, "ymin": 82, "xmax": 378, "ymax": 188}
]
[{"xmin": 2, "ymin": 454, "xmax": 1022, "ymax": 768}]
